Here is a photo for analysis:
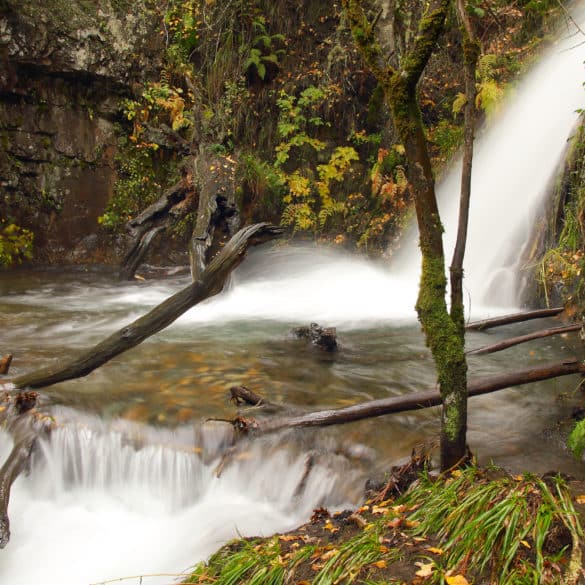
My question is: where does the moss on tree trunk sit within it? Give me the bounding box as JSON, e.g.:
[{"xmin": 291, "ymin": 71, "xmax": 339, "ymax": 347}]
[{"xmin": 344, "ymin": 0, "xmax": 468, "ymax": 469}]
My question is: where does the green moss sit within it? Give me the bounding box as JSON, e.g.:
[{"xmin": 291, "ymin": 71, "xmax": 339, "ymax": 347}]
[{"xmin": 416, "ymin": 254, "xmax": 467, "ymax": 444}]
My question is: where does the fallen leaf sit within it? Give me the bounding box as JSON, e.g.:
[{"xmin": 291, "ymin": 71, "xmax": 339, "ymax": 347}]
[
  {"xmin": 427, "ymin": 547, "xmax": 444, "ymax": 555},
  {"xmin": 279, "ymin": 535, "xmax": 298, "ymax": 542},
  {"xmin": 520, "ymin": 540, "xmax": 531, "ymax": 549},
  {"xmin": 372, "ymin": 505, "xmax": 389, "ymax": 515},
  {"xmin": 415, "ymin": 561, "xmax": 435, "ymax": 578},
  {"xmin": 373, "ymin": 559, "xmax": 387, "ymax": 569},
  {"xmin": 445, "ymin": 574, "xmax": 470, "ymax": 585},
  {"xmin": 576, "ymin": 495, "xmax": 585, "ymax": 504},
  {"xmin": 387, "ymin": 517, "xmax": 403, "ymax": 529}
]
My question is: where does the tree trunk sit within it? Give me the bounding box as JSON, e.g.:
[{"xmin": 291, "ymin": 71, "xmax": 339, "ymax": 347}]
[
  {"xmin": 11, "ymin": 224, "xmax": 282, "ymax": 390},
  {"xmin": 345, "ymin": 0, "xmax": 467, "ymax": 470}
]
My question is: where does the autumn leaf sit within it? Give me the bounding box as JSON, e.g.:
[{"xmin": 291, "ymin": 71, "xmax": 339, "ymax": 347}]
[
  {"xmin": 373, "ymin": 559, "xmax": 387, "ymax": 569},
  {"xmin": 387, "ymin": 517, "xmax": 403, "ymax": 529},
  {"xmin": 415, "ymin": 561, "xmax": 435, "ymax": 578},
  {"xmin": 427, "ymin": 547, "xmax": 444, "ymax": 555}
]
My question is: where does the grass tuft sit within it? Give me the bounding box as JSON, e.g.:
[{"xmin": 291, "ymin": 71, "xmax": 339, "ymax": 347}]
[{"xmin": 401, "ymin": 467, "xmax": 583, "ymax": 584}]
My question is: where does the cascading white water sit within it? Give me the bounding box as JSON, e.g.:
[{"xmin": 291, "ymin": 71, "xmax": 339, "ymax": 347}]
[
  {"xmin": 3, "ymin": 9, "xmax": 585, "ymax": 585},
  {"xmin": 430, "ymin": 11, "xmax": 585, "ymax": 311},
  {"xmin": 1, "ymin": 410, "xmax": 364, "ymax": 585}
]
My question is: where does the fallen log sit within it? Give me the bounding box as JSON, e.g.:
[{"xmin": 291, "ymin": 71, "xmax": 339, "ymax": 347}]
[
  {"xmin": 11, "ymin": 223, "xmax": 282, "ymax": 390},
  {"xmin": 0, "ymin": 430, "xmax": 38, "ymax": 548},
  {"xmin": 119, "ymin": 225, "xmax": 166, "ymax": 281},
  {"xmin": 240, "ymin": 359, "xmax": 585, "ymax": 434},
  {"xmin": 465, "ymin": 307, "xmax": 565, "ymax": 331},
  {"xmin": 230, "ymin": 385, "xmax": 267, "ymax": 407},
  {"xmin": 0, "ymin": 391, "xmax": 53, "ymax": 548},
  {"xmin": 467, "ymin": 323, "xmax": 582, "ymax": 355}
]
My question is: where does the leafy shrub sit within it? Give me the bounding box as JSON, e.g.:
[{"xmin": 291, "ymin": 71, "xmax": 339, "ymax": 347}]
[{"xmin": 0, "ymin": 222, "xmax": 34, "ymax": 266}]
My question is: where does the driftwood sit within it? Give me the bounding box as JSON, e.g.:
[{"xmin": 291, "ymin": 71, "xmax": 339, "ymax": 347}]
[
  {"xmin": 468, "ymin": 323, "xmax": 583, "ymax": 355},
  {"xmin": 120, "ymin": 180, "xmax": 193, "ymax": 280},
  {"xmin": 233, "ymin": 359, "xmax": 585, "ymax": 435},
  {"xmin": 11, "ymin": 223, "xmax": 282, "ymax": 390},
  {"xmin": 230, "ymin": 385, "xmax": 267, "ymax": 406},
  {"xmin": 0, "ymin": 355, "xmax": 12, "ymax": 376},
  {"xmin": 0, "ymin": 430, "xmax": 37, "ymax": 548},
  {"xmin": 0, "ymin": 391, "xmax": 53, "ymax": 548},
  {"xmin": 120, "ymin": 226, "xmax": 166, "ymax": 281},
  {"xmin": 465, "ymin": 307, "xmax": 565, "ymax": 331}
]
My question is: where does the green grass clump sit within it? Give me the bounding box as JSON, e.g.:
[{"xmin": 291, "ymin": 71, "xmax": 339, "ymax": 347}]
[{"xmin": 401, "ymin": 467, "xmax": 583, "ymax": 584}]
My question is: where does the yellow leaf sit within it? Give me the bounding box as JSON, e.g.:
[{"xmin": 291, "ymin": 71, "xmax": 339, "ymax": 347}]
[
  {"xmin": 372, "ymin": 506, "xmax": 389, "ymax": 515},
  {"xmin": 373, "ymin": 560, "xmax": 387, "ymax": 569},
  {"xmin": 445, "ymin": 575, "xmax": 470, "ymax": 585},
  {"xmin": 521, "ymin": 540, "xmax": 531, "ymax": 549},
  {"xmin": 575, "ymin": 495, "xmax": 585, "ymax": 504},
  {"xmin": 427, "ymin": 547, "xmax": 444, "ymax": 555},
  {"xmin": 415, "ymin": 561, "xmax": 435, "ymax": 577}
]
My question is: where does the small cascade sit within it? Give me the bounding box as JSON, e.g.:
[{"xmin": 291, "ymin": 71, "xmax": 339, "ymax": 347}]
[{"xmin": 0, "ymin": 409, "xmax": 366, "ymax": 585}]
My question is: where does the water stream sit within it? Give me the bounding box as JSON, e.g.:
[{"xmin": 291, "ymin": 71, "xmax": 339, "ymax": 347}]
[{"xmin": 2, "ymin": 8, "xmax": 585, "ymax": 585}]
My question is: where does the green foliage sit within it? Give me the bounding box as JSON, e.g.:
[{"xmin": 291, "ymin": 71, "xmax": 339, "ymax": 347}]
[
  {"xmin": 568, "ymin": 419, "xmax": 585, "ymax": 460},
  {"xmin": 431, "ymin": 120, "xmax": 464, "ymax": 163},
  {"xmin": 536, "ymin": 127, "xmax": 585, "ymax": 306},
  {"xmin": 0, "ymin": 222, "xmax": 34, "ymax": 267},
  {"xmin": 161, "ymin": 0, "xmax": 202, "ymax": 69},
  {"xmin": 98, "ymin": 140, "xmax": 165, "ymax": 229},
  {"xmin": 243, "ymin": 17, "xmax": 286, "ymax": 81},
  {"xmin": 237, "ymin": 154, "xmax": 285, "ymax": 218},
  {"xmin": 122, "ymin": 79, "xmax": 193, "ymax": 148},
  {"xmin": 452, "ymin": 54, "xmax": 504, "ymax": 119},
  {"xmin": 272, "ymin": 85, "xmax": 364, "ymax": 234}
]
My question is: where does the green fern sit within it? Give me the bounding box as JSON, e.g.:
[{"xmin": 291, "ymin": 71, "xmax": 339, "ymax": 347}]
[
  {"xmin": 452, "ymin": 92, "xmax": 467, "ymax": 116},
  {"xmin": 318, "ymin": 200, "xmax": 345, "ymax": 229}
]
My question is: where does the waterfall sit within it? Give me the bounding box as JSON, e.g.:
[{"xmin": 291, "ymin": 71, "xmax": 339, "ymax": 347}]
[
  {"xmin": 428, "ymin": 11, "xmax": 585, "ymax": 311},
  {"xmin": 3, "ymin": 9, "xmax": 585, "ymax": 585},
  {"xmin": 1, "ymin": 409, "xmax": 365, "ymax": 585}
]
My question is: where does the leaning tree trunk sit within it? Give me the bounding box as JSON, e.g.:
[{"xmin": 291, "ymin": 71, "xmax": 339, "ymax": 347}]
[
  {"xmin": 12, "ymin": 223, "xmax": 282, "ymax": 390},
  {"xmin": 345, "ymin": 0, "xmax": 468, "ymax": 470}
]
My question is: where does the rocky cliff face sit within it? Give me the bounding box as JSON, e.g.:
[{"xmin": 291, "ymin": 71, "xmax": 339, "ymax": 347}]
[{"xmin": 0, "ymin": 0, "xmax": 162, "ymax": 262}]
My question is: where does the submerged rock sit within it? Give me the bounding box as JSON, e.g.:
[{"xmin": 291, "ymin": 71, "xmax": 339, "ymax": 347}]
[{"xmin": 291, "ymin": 323, "xmax": 338, "ymax": 352}]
